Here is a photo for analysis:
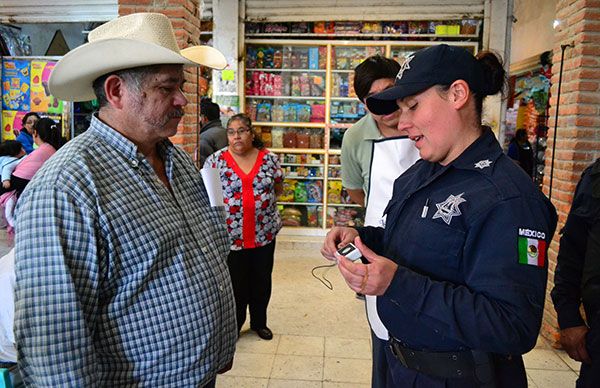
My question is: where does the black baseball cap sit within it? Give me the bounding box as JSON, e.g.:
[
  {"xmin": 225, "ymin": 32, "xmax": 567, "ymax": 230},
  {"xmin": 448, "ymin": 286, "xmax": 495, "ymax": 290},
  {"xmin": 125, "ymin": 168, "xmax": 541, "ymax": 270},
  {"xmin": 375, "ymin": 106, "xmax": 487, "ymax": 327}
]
[{"xmin": 366, "ymin": 44, "xmax": 485, "ymax": 115}]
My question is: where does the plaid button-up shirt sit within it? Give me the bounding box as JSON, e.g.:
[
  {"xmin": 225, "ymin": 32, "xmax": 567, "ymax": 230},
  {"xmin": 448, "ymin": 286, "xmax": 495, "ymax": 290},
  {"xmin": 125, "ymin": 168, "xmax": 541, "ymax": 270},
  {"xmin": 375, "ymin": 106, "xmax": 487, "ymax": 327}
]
[{"xmin": 14, "ymin": 116, "xmax": 236, "ymax": 387}]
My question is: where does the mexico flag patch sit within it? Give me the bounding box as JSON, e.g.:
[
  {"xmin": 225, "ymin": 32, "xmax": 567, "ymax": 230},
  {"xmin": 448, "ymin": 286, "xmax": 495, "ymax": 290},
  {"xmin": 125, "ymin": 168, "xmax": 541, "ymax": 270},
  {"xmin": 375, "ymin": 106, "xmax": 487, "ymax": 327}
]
[{"xmin": 518, "ymin": 228, "xmax": 547, "ymax": 267}]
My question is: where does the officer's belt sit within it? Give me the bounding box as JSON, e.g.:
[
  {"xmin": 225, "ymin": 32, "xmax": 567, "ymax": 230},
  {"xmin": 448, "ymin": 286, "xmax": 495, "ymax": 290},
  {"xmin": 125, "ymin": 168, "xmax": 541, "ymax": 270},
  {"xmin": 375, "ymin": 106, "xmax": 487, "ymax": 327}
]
[{"xmin": 388, "ymin": 336, "xmax": 495, "ymax": 386}]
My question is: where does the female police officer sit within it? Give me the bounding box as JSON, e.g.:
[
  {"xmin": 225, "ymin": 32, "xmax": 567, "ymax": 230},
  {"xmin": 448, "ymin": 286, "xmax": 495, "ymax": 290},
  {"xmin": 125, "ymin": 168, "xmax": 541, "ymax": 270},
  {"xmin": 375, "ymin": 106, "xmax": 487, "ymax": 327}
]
[{"xmin": 321, "ymin": 44, "xmax": 557, "ymax": 387}]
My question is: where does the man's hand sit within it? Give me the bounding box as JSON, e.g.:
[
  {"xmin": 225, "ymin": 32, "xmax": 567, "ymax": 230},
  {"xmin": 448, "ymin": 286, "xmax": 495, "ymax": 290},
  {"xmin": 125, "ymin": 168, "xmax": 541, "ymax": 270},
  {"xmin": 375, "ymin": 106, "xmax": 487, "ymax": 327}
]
[
  {"xmin": 560, "ymin": 325, "xmax": 591, "ymax": 363},
  {"xmin": 320, "ymin": 227, "xmax": 359, "ymax": 261},
  {"xmin": 336, "ymin": 236, "xmax": 398, "ymax": 296},
  {"xmin": 2, "ymin": 180, "xmax": 10, "ymax": 189}
]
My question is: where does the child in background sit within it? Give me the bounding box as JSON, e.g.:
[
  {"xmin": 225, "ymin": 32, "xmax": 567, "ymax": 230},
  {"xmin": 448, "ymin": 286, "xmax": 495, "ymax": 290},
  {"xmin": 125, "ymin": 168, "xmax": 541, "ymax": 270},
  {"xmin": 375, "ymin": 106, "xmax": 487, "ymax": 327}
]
[{"xmin": 0, "ymin": 141, "xmax": 26, "ymax": 190}]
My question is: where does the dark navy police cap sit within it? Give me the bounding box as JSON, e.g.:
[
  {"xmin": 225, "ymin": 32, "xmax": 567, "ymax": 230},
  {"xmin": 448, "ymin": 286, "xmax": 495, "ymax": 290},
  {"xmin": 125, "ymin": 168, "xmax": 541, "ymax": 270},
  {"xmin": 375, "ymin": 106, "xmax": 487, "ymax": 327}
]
[{"xmin": 366, "ymin": 44, "xmax": 485, "ymax": 115}]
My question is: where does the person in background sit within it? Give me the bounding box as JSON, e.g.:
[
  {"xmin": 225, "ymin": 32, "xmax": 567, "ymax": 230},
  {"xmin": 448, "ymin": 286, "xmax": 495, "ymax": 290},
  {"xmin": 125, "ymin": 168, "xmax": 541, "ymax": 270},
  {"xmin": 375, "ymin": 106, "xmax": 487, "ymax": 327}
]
[
  {"xmin": 14, "ymin": 13, "xmax": 235, "ymax": 387},
  {"xmin": 551, "ymin": 158, "xmax": 600, "ymax": 388},
  {"xmin": 15, "ymin": 112, "xmax": 39, "ymax": 154},
  {"xmin": 199, "ymin": 98, "xmax": 228, "ymax": 165},
  {"xmin": 341, "ymin": 54, "xmax": 407, "ymax": 208},
  {"xmin": 507, "ymin": 128, "xmax": 534, "ymax": 177},
  {"xmin": 340, "ymin": 54, "xmax": 420, "ymax": 387},
  {"xmin": 322, "ymin": 44, "xmax": 557, "ymax": 387},
  {"xmin": 0, "ymin": 141, "xmax": 25, "ymax": 190},
  {"xmin": 6, "ymin": 117, "xmax": 66, "ymax": 197},
  {"xmin": 205, "ymin": 113, "xmax": 283, "ymax": 341}
]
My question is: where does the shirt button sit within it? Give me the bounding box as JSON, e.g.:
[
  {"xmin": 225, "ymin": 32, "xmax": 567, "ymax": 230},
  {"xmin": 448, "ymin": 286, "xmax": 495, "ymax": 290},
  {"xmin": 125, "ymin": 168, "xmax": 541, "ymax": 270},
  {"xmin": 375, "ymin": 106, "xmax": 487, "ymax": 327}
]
[
  {"xmin": 130, "ymin": 159, "xmax": 139, "ymax": 167},
  {"xmin": 219, "ymin": 284, "xmax": 224, "ymax": 291}
]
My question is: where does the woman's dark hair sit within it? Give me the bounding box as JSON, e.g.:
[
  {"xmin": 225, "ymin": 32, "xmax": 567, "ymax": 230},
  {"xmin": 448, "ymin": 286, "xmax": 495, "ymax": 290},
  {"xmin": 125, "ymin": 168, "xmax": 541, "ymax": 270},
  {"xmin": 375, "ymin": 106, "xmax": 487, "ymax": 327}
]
[
  {"xmin": 0, "ymin": 140, "xmax": 24, "ymax": 157},
  {"xmin": 34, "ymin": 118, "xmax": 67, "ymax": 151},
  {"xmin": 21, "ymin": 112, "xmax": 40, "ymax": 127},
  {"xmin": 353, "ymin": 55, "xmax": 400, "ymax": 102},
  {"xmin": 474, "ymin": 51, "xmax": 506, "ymax": 118},
  {"xmin": 227, "ymin": 113, "xmax": 264, "ymax": 149}
]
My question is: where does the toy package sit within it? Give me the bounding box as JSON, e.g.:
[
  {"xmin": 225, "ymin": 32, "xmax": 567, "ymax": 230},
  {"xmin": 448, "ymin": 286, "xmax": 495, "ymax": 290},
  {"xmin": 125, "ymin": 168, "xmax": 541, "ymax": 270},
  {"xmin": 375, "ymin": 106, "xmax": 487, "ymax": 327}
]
[
  {"xmin": 279, "ymin": 179, "xmax": 297, "ymax": 202},
  {"xmin": 281, "ymin": 206, "xmax": 303, "ymax": 227},
  {"xmin": 294, "ymin": 181, "xmax": 308, "ymax": 202},
  {"xmin": 327, "ymin": 181, "xmax": 342, "ymax": 203},
  {"xmin": 306, "ymin": 181, "xmax": 323, "ymax": 203}
]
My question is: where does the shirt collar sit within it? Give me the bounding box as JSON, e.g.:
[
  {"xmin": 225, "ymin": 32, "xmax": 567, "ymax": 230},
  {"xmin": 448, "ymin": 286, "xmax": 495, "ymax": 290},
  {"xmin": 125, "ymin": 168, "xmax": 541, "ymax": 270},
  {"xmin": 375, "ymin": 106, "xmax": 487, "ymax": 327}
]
[
  {"xmin": 363, "ymin": 114, "xmax": 383, "ymax": 140},
  {"xmin": 449, "ymin": 127, "xmax": 503, "ymax": 175},
  {"xmin": 89, "ymin": 114, "xmax": 173, "ymax": 162}
]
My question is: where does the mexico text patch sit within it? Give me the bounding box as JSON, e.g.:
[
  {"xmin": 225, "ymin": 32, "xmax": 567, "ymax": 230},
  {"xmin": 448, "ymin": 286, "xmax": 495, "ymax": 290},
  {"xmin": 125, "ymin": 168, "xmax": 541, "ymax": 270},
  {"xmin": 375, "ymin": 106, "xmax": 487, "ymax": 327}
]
[{"xmin": 518, "ymin": 228, "xmax": 546, "ymax": 267}]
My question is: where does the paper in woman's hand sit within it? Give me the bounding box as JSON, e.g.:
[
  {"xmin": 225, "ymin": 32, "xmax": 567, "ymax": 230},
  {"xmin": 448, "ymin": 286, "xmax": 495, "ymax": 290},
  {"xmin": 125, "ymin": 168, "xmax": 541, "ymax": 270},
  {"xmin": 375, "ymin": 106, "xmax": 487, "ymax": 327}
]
[{"xmin": 200, "ymin": 167, "xmax": 224, "ymax": 207}]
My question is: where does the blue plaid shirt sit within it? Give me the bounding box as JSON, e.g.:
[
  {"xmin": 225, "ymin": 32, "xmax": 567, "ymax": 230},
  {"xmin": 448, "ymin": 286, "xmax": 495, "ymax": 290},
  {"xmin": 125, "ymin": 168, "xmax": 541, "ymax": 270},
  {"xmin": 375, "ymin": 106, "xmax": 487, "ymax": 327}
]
[{"xmin": 14, "ymin": 116, "xmax": 237, "ymax": 387}]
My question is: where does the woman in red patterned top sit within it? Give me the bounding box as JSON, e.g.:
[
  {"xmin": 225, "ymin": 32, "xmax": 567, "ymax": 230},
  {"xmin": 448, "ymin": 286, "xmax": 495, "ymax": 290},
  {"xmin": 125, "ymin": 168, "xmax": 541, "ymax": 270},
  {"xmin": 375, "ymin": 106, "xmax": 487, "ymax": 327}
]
[{"xmin": 205, "ymin": 113, "xmax": 283, "ymax": 340}]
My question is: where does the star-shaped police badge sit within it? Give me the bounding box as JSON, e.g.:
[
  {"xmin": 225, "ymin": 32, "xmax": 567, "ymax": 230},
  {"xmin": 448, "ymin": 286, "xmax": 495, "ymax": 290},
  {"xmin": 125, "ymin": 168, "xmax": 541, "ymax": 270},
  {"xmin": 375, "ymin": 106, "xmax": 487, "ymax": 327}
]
[
  {"xmin": 432, "ymin": 193, "xmax": 466, "ymax": 225},
  {"xmin": 474, "ymin": 159, "xmax": 492, "ymax": 169},
  {"xmin": 396, "ymin": 55, "xmax": 414, "ymax": 80}
]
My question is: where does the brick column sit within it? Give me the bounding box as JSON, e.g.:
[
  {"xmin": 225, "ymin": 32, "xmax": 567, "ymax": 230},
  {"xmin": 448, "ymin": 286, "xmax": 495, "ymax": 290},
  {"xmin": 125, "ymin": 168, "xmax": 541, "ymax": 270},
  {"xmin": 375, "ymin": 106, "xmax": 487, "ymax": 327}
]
[
  {"xmin": 118, "ymin": 0, "xmax": 202, "ymax": 157},
  {"xmin": 540, "ymin": 0, "xmax": 600, "ymax": 346}
]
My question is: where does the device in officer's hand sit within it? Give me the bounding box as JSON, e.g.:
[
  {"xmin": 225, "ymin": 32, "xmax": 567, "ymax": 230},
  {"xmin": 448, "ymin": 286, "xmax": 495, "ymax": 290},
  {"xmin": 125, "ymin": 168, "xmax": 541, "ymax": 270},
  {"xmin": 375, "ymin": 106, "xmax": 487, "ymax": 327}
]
[{"xmin": 336, "ymin": 243, "xmax": 363, "ymax": 262}]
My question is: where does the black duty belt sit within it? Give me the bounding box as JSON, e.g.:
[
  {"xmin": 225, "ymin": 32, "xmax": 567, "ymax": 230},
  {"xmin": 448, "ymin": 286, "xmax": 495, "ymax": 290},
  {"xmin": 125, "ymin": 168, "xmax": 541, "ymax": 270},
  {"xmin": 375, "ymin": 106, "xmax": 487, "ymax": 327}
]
[{"xmin": 388, "ymin": 336, "xmax": 495, "ymax": 386}]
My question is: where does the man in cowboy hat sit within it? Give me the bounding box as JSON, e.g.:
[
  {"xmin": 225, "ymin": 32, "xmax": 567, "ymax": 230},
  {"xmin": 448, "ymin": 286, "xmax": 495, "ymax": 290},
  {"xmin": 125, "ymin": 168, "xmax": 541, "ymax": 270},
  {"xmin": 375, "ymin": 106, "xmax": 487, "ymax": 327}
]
[{"xmin": 13, "ymin": 13, "xmax": 236, "ymax": 387}]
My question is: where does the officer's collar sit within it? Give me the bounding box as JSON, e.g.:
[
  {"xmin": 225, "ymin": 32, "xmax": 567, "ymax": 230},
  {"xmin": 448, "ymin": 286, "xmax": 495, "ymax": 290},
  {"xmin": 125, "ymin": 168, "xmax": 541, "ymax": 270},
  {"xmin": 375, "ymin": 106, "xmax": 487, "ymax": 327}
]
[{"xmin": 447, "ymin": 126, "xmax": 502, "ymax": 175}]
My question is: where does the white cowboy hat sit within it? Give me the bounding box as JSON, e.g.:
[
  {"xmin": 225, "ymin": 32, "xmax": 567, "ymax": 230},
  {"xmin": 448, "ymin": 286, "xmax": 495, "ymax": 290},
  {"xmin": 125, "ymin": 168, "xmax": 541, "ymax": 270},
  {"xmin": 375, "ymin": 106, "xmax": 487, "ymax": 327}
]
[{"xmin": 49, "ymin": 12, "xmax": 227, "ymax": 101}]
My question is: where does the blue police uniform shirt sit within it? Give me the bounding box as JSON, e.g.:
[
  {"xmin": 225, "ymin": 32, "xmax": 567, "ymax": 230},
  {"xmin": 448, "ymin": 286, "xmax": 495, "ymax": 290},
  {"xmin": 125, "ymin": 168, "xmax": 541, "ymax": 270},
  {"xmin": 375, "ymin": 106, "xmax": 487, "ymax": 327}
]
[{"xmin": 358, "ymin": 128, "xmax": 557, "ymax": 355}]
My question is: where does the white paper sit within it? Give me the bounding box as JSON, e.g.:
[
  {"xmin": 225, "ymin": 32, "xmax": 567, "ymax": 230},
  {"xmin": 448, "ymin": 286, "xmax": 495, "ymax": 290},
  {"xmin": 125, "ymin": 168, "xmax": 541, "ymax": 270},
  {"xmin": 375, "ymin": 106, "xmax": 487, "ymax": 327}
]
[{"xmin": 201, "ymin": 167, "xmax": 225, "ymax": 207}]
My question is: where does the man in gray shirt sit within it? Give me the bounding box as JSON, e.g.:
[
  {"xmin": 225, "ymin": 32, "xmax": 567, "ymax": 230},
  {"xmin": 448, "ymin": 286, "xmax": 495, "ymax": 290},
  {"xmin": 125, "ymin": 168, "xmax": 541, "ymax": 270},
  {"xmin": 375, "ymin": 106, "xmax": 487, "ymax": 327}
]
[{"xmin": 199, "ymin": 99, "xmax": 228, "ymax": 165}]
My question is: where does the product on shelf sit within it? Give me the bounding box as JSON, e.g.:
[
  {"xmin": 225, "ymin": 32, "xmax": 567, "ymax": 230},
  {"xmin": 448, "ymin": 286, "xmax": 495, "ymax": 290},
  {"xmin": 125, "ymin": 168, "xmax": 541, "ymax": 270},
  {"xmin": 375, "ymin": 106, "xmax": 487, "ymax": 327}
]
[
  {"xmin": 327, "ymin": 181, "xmax": 343, "ymax": 203},
  {"xmin": 279, "ymin": 180, "xmax": 296, "ymax": 202},
  {"xmin": 283, "ymin": 130, "xmax": 297, "ymax": 148},
  {"xmin": 326, "ymin": 207, "xmax": 363, "ymax": 228},
  {"xmin": 281, "ymin": 206, "xmax": 303, "ymax": 226},
  {"xmin": 306, "ymin": 181, "xmax": 323, "ymax": 203},
  {"xmin": 272, "ymin": 127, "xmax": 284, "ymax": 148},
  {"xmin": 260, "ymin": 127, "xmax": 272, "ymax": 147},
  {"xmin": 309, "ymin": 129, "xmax": 323, "ymax": 148},
  {"xmin": 294, "ymin": 182, "xmax": 308, "ymax": 202},
  {"xmin": 306, "ymin": 205, "xmax": 320, "ymax": 227},
  {"xmin": 382, "ymin": 21, "xmax": 408, "ymax": 34},
  {"xmin": 361, "ymin": 22, "xmax": 383, "ymax": 34},
  {"xmin": 313, "ymin": 21, "xmax": 335, "ymax": 34},
  {"xmin": 296, "ymin": 129, "xmax": 310, "ymax": 148}
]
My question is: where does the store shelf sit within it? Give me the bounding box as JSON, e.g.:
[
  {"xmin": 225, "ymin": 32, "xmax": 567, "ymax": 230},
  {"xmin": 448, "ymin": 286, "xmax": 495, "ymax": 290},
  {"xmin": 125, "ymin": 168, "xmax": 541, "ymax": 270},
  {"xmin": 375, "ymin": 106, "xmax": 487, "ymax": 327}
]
[
  {"xmin": 247, "ymin": 95, "xmax": 326, "ymax": 100},
  {"xmin": 244, "ymin": 39, "xmax": 479, "ymax": 230},
  {"xmin": 256, "ymin": 122, "xmax": 325, "ymax": 128},
  {"xmin": 284, "ymin": 176, "xmax": 324, "ymax": 180},
  {"xmin": 328, "ymin": 203, "xmax": 361, "ymax": 208},
  {"xmin": 247, "ymin": 68, "xmax": 326, "ymax": 73},
  {"xmin": 271, "ymin": 147, "xmax": 326, "ymax": 154},
  {"xmin": 246, "ymin": 33, "xmax": 479, "ymax": 39},
  {"xmin": 279, "ymin": 201, "xmax": 323, "ymax": 206}
]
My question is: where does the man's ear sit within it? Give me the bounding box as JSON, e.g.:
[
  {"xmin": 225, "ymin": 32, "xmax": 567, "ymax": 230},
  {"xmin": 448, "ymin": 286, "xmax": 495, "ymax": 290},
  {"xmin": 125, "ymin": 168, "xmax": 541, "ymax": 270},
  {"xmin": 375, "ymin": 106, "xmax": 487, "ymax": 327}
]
[
  {"xmin": 448, "ymin": 79, "xmax": 470, "ymax": 110},
  {"xmin": 104, "ymin": 75, "xmax": 126, "ymax": 110}
]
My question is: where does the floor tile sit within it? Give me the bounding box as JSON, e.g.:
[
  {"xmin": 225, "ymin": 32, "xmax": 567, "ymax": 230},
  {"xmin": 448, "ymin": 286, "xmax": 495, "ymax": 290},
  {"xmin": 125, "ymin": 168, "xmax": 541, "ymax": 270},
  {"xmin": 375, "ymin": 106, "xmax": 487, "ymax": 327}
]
[
  {"xmin": 523, "ymin": 348, "xmax": 572, "ymax": 370},
  {"xmin": 323, "ymin": 383, "xmax": 370, "ymax": 388},
  {"xmin": 323, "ymin": 357, "xmax": 371, "ymax": 385},
  {"xmin": 226, "ymin": 352, "xmax": 275, "ymax": 378},
  {"xmin": 268, "ymin": 378, "xmax": 322, "ymax": 388},
  {"xmin": 270, "ymin": 354, "xmax": 324, "ymax": 381},
  {"xmin": 277, "ymin": 335, "xmax": 325, "ymax": 356},
  {"xmin": 216, "ymin": 375, "xmax": 269, "ymax": 388},
  {"xmin": 555, "ymin": 349, "xmax": 582, "ymax": 373},
  {"xmin": 325, "ymin": 337, "xmax": 371, "ymax": 359},
  {"xmin": 236, "ymin": 331, "xmax": 280, "ymax": 354},
  {"xmin": 527, "ymin": 369, "xmax": 578, "ymax": 388}
]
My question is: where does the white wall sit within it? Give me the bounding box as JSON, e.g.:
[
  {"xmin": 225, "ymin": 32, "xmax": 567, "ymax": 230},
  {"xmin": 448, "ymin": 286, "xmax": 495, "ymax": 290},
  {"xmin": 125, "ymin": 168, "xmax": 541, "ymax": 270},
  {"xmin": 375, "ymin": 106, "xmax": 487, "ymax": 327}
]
[{"xmin": 511, "ymin": 0, "xmax": 557, "ymax": 64}]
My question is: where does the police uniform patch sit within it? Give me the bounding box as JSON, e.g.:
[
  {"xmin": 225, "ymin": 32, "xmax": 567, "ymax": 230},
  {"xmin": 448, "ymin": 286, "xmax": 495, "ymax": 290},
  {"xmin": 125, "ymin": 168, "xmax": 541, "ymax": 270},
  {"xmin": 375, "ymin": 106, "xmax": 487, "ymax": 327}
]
[
  {"xmin": 432, "ymin": 193, "xmax": 466, "ymax": 225},
  {"xmin": 517, "ymin": 228, "xmax": 546, "ymax": 267}
]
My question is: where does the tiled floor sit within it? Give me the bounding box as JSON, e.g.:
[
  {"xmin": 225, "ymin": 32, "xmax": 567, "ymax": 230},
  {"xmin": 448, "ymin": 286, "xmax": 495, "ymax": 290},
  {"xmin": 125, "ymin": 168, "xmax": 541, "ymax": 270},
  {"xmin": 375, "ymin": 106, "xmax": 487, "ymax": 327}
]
[{"xmin": 216, "ymin": 237, "xmax": 580, "ymax": 388}]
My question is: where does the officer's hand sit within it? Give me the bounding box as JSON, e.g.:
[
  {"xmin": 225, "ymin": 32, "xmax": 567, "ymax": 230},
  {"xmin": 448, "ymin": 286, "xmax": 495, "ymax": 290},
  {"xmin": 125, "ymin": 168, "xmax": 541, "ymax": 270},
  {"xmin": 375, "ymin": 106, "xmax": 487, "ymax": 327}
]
[
  {"xmin": 321, "ymin": 227, "xmax": 358, "ymax": 261},
  {"xmin": 337, "ymin": 236, "xmax": 397, "ymax": 296},
  {"xmin": 560, "ymin": 325, "xmax": 591, "ymax": 364}
]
